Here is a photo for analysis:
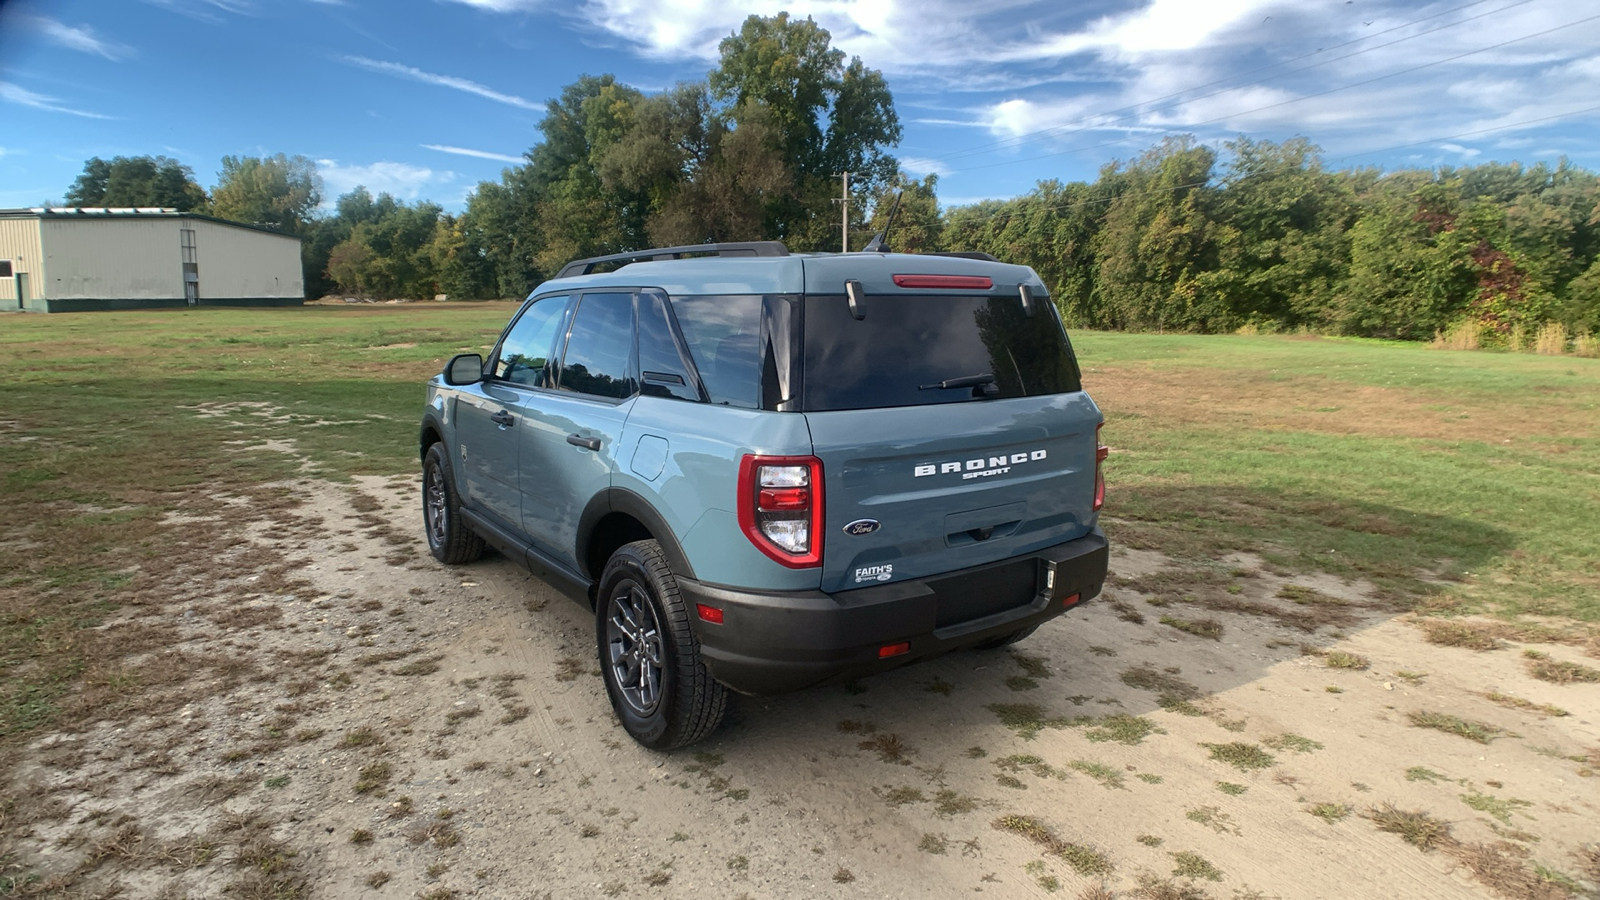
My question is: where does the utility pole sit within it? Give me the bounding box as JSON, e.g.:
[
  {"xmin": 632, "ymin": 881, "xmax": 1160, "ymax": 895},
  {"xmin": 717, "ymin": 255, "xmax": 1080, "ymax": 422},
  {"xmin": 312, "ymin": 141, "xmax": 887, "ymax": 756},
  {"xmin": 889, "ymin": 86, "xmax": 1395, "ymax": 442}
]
[{"xmin": 840, "ymin": 171, "xmax": 850, "ymax": 253}]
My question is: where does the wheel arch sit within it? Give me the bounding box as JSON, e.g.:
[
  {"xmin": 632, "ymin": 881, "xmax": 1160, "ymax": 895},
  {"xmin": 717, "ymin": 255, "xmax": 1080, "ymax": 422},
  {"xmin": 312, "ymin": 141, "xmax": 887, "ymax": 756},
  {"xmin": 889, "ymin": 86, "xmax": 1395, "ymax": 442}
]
[
  {"xmin": 578, "ymin": 488, "xmax": 696, "ymax": 591},
  {"xmin": 420, "ymin": 414, "xmax": 446, "ymax": 461}
]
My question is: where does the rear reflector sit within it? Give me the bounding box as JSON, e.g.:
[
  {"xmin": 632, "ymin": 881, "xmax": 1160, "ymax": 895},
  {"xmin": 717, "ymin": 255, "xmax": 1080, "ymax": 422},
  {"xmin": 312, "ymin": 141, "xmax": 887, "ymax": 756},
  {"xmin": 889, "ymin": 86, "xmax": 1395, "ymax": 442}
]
[
  {"xmin": 892, "ymin": 274, "xmax": 993, "ymax": 290},
  {"xmin": 696, "ymin": 604, "xmax": 724, "ymax": 624},
  {"xmin": 1062, "ymin": 593, "xmax": 1082, "ymax": 609},
  {"xmin": 879, "ymin": 642, "xmax": 910, "ymax": 658}
]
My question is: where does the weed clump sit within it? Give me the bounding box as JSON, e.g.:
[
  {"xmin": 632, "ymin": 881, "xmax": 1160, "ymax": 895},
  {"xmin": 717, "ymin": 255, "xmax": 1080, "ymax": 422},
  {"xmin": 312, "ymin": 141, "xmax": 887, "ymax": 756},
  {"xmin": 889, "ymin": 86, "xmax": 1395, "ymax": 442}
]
[
  {"xmin": 880, "ymin": 786, "xmax": 926, "ymax": 806},
  {"xmin": 1069, "ymin": 759, "xmax": 1126, "ymax": 790},
  {"xmin": 1523, "ymin": 650, "xmax": 1600, "ymax": 684},
  {"xmin": 1261, "ymin": 733, "xmax": 1323, "ymax": 754},
  {"xmin": 1169, "ymin": 850, "xmax": 1223, "ymax": 881},
  {"xmin": 986, "ymin": 703, "xmax": 1071, "ymax": 740},
  {"xmin": 354, "ymin": 761, "xmax": 392, "ymax": 794},
  {"xmin": 1011, "ymin": 652, "xmax": 1052, "ymax": 679},
  {"xmin": 1120, "ymin": 664, "xmax": 1200, "ymax": 700},
  {"xmin": 1201, "ymin": 742, "xmax": 1275, "ymax": 771},
  {"xmin": 932, "ymin": 790, "xmax": 980, "ymax": 817},
  {"xmin": 1483, "ymin": 691, "xmax": 1567, "ymax": 717},
  {"xmin": 1307, "ymin": 802, "xmax": 1350, "ymax": 823},
  {"xmin": 1324, "ymin": 651, "xmax": 1369, "ymax": 670},
  {"xmin": 1407, "ymin": 710, "xmax": 1504, "ymax": 744},
  {"xmin": 918, "ymin": 833, "xmax": 949, "ymax": 855},
  {"xmin": 1420, "ymin": 619, "xmax": 1502, "ymax": 651},
  {"xmin": 1160, "ymin": 616, "xmax": 1223, "ymax": 640},
  {"xmin": 1215, "ymin": 781, "xmax": 1247, "ymax": 796},
  {"xmin": 1369, "ymin": 803, "xmax": 1452, "ymax": 851},
  {"xmin": 1459, "ymin": 790, "xmax": 1532, "ymax": 825},
  {"xmin": 1083, "ymin": 714, "xmax": 1164, "ymax": 746},
  {"xmin": 1185, "ymin": 805, "xmax": 1239, "ymax": 836},
  {"xmin": 859, "ymin": 732, "xmax": 913, "ymax": 763},
  {"xmin": 991, "ymin": 815, "xmax": 1113, "ymax": 875}
]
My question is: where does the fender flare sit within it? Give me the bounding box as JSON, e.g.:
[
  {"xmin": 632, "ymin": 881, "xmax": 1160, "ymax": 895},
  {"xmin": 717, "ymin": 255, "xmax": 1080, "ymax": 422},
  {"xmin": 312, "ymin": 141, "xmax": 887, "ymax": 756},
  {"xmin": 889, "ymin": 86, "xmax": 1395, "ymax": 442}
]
[{"xmin": 577, "ymin": 488, "xmax": 696, "ymax": 582}]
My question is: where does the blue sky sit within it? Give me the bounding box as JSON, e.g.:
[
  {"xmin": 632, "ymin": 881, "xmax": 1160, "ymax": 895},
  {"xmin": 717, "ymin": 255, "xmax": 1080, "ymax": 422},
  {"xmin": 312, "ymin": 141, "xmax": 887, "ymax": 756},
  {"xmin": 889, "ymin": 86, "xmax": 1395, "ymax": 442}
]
[{"xmin": 1, "ymin": 0, "xmax": 1598, "ymax": 213}]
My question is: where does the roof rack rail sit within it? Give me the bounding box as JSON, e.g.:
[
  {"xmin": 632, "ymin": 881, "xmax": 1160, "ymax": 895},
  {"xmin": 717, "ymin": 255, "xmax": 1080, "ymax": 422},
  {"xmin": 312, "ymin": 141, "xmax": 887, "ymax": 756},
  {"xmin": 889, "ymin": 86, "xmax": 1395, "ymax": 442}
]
[
  {"xmin": 924, "ymin": 251, "xmax": 1000, "ymax": 262},
  {"xmin": 555, "ymin": 241, "xmax": 790, "ymax": 279}
]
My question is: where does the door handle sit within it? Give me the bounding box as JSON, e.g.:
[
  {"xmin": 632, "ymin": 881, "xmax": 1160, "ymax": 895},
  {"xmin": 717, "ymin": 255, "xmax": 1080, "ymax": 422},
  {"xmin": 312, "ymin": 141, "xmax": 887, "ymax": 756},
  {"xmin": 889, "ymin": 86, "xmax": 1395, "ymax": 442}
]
[
  {"xmin": 566, "ymin": 433, "xmax": 601, "ymax": 451},
  {"xmin": 490, "ymin": 410, "xmax": 514, "ymax": 427}
]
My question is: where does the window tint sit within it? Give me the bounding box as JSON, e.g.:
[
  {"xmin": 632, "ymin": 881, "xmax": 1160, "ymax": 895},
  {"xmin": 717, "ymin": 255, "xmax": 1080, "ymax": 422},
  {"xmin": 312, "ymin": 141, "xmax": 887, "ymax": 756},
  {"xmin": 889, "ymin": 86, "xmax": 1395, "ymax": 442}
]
[
  {"xmin": 637, "ymin": 293, "xmax": 700, "ymax": 402},
  {"xmin": 671, "ymin": 295, "xmax": 762, "ymax": 408},
  {"xmin": 558, "ymin": 292, "xmax": 635, "ymax": 400},
  {"xmin": 801, "ymin": 294, "xmax": 1083, "ymax": 412},
  {"xmin": 494, "ymin": 294, "xmax": 571, "ymax": 387}
]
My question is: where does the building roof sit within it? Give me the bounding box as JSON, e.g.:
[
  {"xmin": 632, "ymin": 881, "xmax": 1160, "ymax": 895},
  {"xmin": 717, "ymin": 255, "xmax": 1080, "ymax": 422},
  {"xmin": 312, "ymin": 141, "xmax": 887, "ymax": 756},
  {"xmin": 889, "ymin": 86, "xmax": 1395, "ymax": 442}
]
[{"xmin": 0, "ymin": 207, "xmax": 303, "ymax": 242}]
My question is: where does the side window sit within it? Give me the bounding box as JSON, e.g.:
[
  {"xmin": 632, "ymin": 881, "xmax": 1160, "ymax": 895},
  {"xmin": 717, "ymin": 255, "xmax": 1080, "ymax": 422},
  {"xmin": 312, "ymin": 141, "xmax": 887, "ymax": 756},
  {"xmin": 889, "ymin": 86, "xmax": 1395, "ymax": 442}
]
[
  {"xmin": 494, "ymin": 295, "xmax": 571, "ymax": 387},
  {"xmin": 670, "ymin": 295, "xmax": 762, "ymax": 408},
  {"xmin": 637, "ymin": 292, "xmax": 700, "ymax": 402},
  {"xmin": 557, "ymin": 292, "xmax": 635, "ymax": 400}
]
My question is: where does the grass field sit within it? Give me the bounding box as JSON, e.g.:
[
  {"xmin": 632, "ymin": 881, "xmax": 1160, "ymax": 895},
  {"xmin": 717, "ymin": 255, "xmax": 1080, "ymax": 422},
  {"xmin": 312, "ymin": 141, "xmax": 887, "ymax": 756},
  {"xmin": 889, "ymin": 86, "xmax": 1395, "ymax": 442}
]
[{"xmin": 0, "ymin": 305, "xmax": 1597, "ymax": 747}]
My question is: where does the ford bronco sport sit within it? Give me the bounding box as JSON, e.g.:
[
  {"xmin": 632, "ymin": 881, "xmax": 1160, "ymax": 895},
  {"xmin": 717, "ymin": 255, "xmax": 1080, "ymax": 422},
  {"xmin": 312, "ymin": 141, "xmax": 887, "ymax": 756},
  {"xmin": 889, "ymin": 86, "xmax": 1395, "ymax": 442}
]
[{"xmin": 419, "ymin": 241, "xmax": 1109, "ymax": 749}]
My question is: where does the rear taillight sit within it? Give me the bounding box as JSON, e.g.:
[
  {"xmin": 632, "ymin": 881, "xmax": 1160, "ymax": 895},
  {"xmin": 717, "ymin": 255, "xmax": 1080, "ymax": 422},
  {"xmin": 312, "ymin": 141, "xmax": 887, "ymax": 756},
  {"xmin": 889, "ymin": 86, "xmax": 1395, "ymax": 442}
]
[
  {"xmin": 737, "ymin": 455, "xmax": 824, "ymax": 568},
  {"xmin": 1093, "ymin": 423, "xmax": 1107, "ymax": 511}
]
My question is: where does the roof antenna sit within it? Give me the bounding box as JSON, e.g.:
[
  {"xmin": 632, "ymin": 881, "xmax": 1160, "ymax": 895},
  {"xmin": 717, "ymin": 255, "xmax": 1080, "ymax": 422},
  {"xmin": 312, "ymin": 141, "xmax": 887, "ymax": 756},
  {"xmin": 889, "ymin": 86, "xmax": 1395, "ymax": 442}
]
[{"xmin": 861, "ymin": 190, "xmax": 902, "ymax": 253}]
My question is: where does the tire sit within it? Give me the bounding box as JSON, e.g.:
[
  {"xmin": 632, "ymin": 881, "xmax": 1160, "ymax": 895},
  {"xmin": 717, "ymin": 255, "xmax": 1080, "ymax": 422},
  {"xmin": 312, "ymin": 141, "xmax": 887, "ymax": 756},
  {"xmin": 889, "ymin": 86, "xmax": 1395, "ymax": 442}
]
[
  {"xmin": 972, "ymin": 624, "xmax": 1039, "ymax": 650},
  {"xmin": 596, "ymin": 539, "xmax": 727, "ymax": 749},
  {"xmin": 423, "ymin": 443, "xmax": 485, "ymax": 565}
]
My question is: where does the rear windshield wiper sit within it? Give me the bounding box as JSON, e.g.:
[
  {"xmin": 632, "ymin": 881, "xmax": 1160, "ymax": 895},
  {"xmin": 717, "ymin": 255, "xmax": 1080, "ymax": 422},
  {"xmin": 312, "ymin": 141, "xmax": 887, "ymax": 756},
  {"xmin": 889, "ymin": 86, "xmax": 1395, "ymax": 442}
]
[{"xmin": 919, "ymin": 373, "xmax": 995, "ymax": 391}]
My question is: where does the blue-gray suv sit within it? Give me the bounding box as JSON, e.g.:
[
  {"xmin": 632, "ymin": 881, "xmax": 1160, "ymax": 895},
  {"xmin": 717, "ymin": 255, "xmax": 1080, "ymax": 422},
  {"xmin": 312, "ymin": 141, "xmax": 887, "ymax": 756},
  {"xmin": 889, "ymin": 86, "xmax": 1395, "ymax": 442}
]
[{"xmin": 420, "ymin": 241, "xmax": 1109, "ymax": 748}]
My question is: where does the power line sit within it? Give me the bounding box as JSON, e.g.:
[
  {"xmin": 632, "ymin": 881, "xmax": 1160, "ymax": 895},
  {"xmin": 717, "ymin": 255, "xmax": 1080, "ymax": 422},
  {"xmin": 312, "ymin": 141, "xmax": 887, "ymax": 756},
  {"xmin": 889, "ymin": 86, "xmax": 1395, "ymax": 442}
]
[
  {"xmin": 1334, "ymin": 103, "xmax": 1600, "ymax": 161},
  {"xmin": 923, "ymin": 0, "xmax": 1539, "ymax": 165},
  {"xmin": 944, "ymin": 12, "xmax": 1600, "ymax": 176}
]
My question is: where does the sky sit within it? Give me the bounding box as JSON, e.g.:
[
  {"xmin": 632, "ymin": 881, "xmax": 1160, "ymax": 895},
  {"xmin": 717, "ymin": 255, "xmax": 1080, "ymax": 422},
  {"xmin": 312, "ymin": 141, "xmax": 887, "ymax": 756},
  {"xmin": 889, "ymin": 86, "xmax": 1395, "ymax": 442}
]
[{"xmin": 0, "ymin": 0, "xmax": 1597, "ymax": 213}]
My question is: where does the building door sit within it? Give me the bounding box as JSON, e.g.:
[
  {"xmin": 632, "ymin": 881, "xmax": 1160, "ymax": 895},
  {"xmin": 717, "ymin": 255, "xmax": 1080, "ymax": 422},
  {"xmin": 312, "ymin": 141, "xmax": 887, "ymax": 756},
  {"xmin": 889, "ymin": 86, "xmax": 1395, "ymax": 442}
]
[
  {"xmin": 180, "ymin": 228, "xmax": 199, "ymax": 305},
  {"xmin": 16, "ymin": 272, "xmax": 27, "ymax": 310}
]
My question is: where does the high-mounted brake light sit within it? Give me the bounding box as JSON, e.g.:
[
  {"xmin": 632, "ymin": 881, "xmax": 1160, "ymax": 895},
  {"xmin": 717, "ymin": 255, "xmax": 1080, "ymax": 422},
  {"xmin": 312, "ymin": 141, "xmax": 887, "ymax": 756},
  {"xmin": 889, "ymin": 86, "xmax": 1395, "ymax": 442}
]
[
  {"xmin": 892, "ymin": 274, "xmax": 993, "ymax": 290},
  {"xmin": 738, "ymin": 455, "xmax": 824, "ymax": 568},
  {"xmin": 1093, "ymin": 423, "xmax": 1107, "ymax": 512}
]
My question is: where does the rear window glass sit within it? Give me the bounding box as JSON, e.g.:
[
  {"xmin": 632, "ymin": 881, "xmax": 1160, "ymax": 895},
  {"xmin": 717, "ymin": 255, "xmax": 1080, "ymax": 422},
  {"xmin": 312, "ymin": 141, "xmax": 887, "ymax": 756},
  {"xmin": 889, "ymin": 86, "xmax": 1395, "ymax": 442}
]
[
  {"xmin": 801, "ymin": 294, "xmax": 1082, "ymax": 412},
  {"xmin": 670, "ymin": 295, "xmax": 762, "ymax": 409}
]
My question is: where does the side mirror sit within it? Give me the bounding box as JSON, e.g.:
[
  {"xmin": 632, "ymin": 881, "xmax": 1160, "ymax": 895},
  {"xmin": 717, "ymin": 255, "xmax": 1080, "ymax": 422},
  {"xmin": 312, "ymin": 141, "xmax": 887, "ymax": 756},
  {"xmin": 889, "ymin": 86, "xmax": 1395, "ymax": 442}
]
[{"xmin": 443, "ymin": 353, "xmax": 484, "ymax": 386}]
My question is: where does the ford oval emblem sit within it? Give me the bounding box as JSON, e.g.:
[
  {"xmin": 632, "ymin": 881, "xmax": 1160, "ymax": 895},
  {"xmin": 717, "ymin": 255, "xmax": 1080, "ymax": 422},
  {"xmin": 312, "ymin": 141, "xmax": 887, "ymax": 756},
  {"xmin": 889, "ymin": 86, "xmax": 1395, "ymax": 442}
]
[{"xmin": 843, "ymin": 519, "xmax": 880, "ymax": 536}]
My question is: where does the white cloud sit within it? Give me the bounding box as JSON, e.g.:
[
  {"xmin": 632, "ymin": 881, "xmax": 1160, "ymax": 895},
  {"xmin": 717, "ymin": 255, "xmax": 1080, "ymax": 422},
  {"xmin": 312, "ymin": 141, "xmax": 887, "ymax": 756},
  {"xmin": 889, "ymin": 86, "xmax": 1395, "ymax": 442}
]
[
  {"xmin": 0, "ymin": 82, "xmax": 113, "ymax": 119},
  {"xmin": 897, "ymin": 156, "xmax": 951, "ymax": 177},
  {"xmin": 316, "ymin": 160, "xmax": 458, "ymax": 203},
  {"xmin": 341, "ymin": 56, "xmax": 539, "ymax": 110},
  {"xmin": 421, "ymin": 144, "xmax": 525, "ymax": 164},
  {"xmin": 1436, "ymin": 142, "xmax": 1481, "ymax": 158},
  {"xmin": 23, "ymin": 16, "xmax": 132, "ymax": 60}
]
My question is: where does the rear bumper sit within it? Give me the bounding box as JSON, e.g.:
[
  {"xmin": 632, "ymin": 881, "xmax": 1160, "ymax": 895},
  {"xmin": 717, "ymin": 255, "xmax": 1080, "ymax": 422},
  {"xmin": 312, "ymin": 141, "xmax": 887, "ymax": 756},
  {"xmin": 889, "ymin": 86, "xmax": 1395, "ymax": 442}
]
[{"xmin": 680, "ymin": 528, "xmax": 1108, "ymax": 695}]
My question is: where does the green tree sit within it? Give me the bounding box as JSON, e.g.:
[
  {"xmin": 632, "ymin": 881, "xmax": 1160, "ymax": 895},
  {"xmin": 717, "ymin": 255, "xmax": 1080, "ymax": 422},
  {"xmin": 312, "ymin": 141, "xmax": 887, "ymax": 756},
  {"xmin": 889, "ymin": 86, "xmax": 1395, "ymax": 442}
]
[
  {"xmin": 864, "ymin": 174, "xmax": 943, "ymax": 254},
  {"xmin": 63, "ymin": 155, "xmax": 208, "ymax": 210},
  {"xmin": 1337, "ymin": 177, "xmax": 1477, "ymax": 339},
  {"xmin": 1092, "ymin": 136, "xmax": 1227, "ymax": 331},
  {"xmin": 209, "ymin": 153, "xmax": 322, "ymax": 233},
  {"xmin": 710, "ymin": 13, "xmax": 901, "ymax": 246},
  {"xmin": 1204, "ymin": 137, "xmax": 1357, "ymax": 330}
]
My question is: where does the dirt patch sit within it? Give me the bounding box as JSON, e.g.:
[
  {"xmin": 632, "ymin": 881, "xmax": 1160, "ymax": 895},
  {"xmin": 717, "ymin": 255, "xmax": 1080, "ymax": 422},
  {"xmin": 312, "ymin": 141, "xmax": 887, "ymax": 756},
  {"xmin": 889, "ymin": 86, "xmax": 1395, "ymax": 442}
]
[{"xmin": 3, "ymin": 482, "xmax": 1597, "ymax": 898}]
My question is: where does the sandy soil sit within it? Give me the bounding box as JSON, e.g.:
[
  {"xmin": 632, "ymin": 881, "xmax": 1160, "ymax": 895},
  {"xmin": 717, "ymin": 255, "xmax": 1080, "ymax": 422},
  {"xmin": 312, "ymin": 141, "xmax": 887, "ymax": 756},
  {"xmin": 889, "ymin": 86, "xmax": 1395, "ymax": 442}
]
[{"xmin": 8, "ymin": 474, "xmax": 1598, "ymax": 899}]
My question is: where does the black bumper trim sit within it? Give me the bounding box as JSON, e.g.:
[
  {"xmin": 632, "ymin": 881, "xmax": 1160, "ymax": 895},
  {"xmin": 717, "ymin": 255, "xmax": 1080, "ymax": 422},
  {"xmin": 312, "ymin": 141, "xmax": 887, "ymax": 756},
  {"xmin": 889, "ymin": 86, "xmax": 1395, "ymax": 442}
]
[{"xmin": 682, "ymin": 528, "xmax": 1108, "ymax": 695}]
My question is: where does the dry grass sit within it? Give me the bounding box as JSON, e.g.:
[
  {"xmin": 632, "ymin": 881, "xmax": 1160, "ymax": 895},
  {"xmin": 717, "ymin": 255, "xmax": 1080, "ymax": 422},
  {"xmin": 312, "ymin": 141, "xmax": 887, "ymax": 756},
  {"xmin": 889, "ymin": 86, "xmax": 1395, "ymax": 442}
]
[
  {"xmin": 1120, "ymin": 664, "xmax": 1200, "ymax": 700},
  {"xmin": 1159, "ymin": 616, "xmax": 1223, "ymax": 640},
  {"xmin": 992, "ymin": 815, "xmax": 1113, "ymax": 875},
  {"xmin": 1484, "ymin": 691, "xmax": 1568, "ymax": 718},
  {"xmin": 859, "ymin": 732, "xmax": 913, "ymax": 763},
  {"xmin": 1523, "ymin": 650, "xmax": 1600, "ymax": 684},
  {"xmin": 1421, "ymin": 619, "xmax": 1504, "ymax": 651},
  {"xmin": 1324, "ymin": 651, "xmax": 1369, "ymax": 670},
  {"xmin": 1407, "ymin": 710, "xmax": 1505, "ymax": 743},
  {"xmin": 1369, "ymin": 803, "xmax": 1452, "ymax": 851},
  {"xmin": 1433, "ymin": 320, "xmax": 1482, "ymax": 351},
  {"xmin": 1534, "ymin": 322, "xmax": 1569, "ymax": 356}
]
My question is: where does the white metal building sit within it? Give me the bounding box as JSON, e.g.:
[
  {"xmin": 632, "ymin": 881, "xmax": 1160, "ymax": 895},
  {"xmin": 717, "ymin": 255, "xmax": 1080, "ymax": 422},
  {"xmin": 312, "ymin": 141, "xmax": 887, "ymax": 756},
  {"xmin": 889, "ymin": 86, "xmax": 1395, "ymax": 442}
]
[{"xmin": 0, "ymin": 208, "xmax": 304, "ymax": 312}]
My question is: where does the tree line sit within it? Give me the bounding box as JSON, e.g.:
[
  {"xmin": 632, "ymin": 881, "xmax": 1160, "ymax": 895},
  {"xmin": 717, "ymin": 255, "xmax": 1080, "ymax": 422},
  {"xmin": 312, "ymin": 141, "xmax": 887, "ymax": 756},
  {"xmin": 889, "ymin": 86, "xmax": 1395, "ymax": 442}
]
[{"xmin": 54, "ymin": 13, "xmax": 1600, "ymax": 344}]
